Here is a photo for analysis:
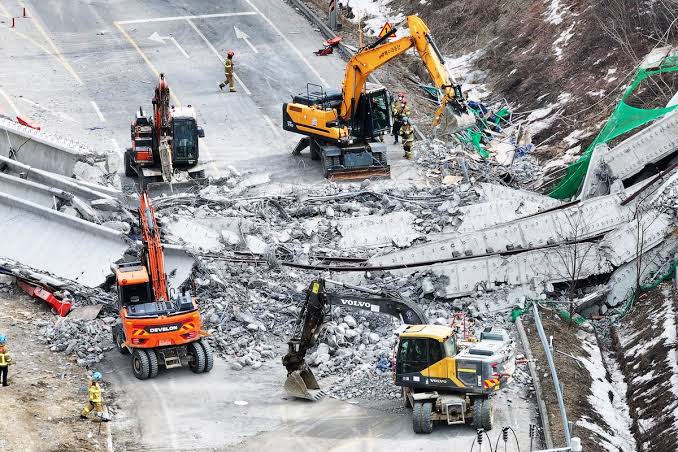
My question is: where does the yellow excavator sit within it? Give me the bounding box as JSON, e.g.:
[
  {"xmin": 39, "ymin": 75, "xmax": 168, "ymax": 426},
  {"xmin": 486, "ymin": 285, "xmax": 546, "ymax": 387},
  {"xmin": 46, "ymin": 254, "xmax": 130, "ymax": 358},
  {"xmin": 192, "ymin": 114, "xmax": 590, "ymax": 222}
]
[
  {"xmin": 283, "ymin": 15, "xmax": 475, "ymax": 179},
  {"xmin": 283, "ymin": 279, "xmax": 515, "ymax": 433}
]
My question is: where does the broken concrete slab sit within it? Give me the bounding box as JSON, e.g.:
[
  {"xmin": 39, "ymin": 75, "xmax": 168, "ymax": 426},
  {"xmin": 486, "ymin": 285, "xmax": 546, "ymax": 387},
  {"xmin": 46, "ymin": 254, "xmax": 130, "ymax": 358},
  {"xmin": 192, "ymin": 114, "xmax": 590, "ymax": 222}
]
[
  {"xmin": 0, "ymin": 115, "xmax": 98, "ymax": 177},
  {"xmin": 0, "ymin": 155, "xmax": 118, "ymax": 201},
  {"xmin": 0, "ymin": 192, "xmax": 129, "ymax": 287},
  {"xmin": 338, "ymin": 211, "xmax": 420, "ymax": 248},
  {"xmin": 0, "ymin": 171, "xmax": 71, "ymax": 208},
  {"xmin": 163, "ymin": 245, "xmax": 195, "ymax": 291}
]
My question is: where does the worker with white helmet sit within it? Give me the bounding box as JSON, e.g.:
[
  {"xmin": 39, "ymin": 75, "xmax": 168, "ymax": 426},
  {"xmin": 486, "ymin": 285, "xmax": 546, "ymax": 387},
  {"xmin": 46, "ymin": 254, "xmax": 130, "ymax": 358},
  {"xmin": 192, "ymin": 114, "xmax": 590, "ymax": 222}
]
[{"xmin": 219, "ymin": 50, "xmax": 236, "ymax": 92}]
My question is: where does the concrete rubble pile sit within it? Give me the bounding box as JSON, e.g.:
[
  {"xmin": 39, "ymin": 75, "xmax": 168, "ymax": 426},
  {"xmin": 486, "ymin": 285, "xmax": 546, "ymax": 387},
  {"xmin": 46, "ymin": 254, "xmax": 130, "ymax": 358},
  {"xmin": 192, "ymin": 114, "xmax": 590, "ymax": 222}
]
[
  {"xmin": 414, "ymin": 139, "xmax": 547, "ymax": 189},
  {"xmin": 34, "ymin": 316, "xmax": 115, "ymax": 366}
]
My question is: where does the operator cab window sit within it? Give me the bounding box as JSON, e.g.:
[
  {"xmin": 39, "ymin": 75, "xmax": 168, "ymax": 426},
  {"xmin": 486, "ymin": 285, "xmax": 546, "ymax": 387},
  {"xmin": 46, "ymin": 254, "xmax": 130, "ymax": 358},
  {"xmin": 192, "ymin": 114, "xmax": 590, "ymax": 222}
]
[
  {"xmin": 120, "ymin": 283, "xmax": 152, "ymax": 306},
  {"xmin": 443, "ymin": 337, "xmax": 457, "ymax": 357}
]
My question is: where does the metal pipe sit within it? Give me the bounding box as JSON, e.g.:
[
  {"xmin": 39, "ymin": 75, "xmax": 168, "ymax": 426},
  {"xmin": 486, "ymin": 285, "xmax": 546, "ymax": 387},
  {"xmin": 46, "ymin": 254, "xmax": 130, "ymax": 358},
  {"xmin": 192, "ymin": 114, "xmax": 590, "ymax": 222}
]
[{"xmin": 532, "ymin": 302, "xmax": 571, "ymax": 446}]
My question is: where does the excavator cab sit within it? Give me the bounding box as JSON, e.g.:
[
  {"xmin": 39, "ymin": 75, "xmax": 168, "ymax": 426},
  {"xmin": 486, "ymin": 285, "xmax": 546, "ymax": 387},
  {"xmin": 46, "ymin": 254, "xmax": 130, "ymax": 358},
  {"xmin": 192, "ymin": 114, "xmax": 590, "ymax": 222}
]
[
  {"xmin": 351, "ymin": 86, "xmax": 391, "ymax": 140},
  {"xmin": 169, "ymin": 109, "xmax": 203, "ymax": 166},
  {"xmin": 115, "ymin": 263, "xmax": 153, "ymax": 307}
]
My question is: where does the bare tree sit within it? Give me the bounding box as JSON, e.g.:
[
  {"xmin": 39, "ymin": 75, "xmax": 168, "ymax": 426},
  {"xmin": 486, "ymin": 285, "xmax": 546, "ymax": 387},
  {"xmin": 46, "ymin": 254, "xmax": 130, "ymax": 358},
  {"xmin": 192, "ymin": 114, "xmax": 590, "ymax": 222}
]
[{"xmin": 541, "ymin": 208, "xmax": 599, "ymax": 324}]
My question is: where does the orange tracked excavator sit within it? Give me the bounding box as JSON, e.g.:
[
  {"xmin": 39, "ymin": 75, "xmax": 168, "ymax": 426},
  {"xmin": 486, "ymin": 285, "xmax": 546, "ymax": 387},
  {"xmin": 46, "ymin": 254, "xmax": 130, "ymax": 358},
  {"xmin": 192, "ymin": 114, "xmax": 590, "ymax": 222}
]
[{"xmin": 112, "ymin": 192, "xmax": 213, "ymax": 379}]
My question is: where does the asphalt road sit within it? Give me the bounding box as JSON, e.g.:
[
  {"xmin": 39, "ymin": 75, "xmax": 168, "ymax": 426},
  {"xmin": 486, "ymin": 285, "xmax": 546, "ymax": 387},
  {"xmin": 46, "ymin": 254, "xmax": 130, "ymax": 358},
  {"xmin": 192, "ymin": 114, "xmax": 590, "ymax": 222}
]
[{"xmin": 0, "ymin": 1, "xmax": 538, "ymax": 450}]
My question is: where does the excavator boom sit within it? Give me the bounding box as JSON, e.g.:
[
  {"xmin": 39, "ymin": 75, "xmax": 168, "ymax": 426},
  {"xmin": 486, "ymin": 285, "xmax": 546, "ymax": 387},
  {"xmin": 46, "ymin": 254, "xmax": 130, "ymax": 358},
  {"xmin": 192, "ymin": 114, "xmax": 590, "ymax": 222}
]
[
  {"xmin": 282, "ymin": 279, "xmax": 428, "ymax": 400},
  {"xmin": 337, "ymin": 15, "xmax": 473, "ymax": 130},
  {"xmin": 139, "ymin": 192, "xmax": 168, "ymax": 302}
]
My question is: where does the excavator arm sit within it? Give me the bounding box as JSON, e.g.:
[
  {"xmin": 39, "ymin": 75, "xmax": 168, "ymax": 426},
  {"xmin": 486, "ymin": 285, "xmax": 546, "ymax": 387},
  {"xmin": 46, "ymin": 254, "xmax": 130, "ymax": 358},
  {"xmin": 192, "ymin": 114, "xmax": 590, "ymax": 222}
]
[
  {"xmin": 338, "ymin": 15, "xmax": 471, "ymax": 128},
  {"xmin": 282, "ymin": 278, "xmax": 428, "ymax": 400},
  {"xmin": 139, "ymin": 192, "xmax": 169, "ymax": 302}
]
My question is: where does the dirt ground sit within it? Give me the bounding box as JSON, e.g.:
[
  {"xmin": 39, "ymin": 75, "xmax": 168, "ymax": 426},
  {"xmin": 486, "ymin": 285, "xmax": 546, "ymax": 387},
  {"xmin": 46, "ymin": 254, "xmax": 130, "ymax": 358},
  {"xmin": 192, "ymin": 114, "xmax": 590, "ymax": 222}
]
[{"xmin": 0, "ymin": 286, "xmax": 111, "ymax": 452}]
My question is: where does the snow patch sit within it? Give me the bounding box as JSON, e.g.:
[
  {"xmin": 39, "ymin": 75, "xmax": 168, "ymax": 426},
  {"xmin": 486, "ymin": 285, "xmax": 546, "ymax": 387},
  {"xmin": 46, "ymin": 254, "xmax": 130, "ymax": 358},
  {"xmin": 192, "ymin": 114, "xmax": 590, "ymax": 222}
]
[
  {"xmin": 553, "ymin": 22, "xmax": 576, "ymax": 60},
  {"xmin": 576, "ymin": 331, "xmax": 636, "ymax": 451},
  {"xmin": 544, "ymin": 0, "xmax": 570, "ymax": 25}
]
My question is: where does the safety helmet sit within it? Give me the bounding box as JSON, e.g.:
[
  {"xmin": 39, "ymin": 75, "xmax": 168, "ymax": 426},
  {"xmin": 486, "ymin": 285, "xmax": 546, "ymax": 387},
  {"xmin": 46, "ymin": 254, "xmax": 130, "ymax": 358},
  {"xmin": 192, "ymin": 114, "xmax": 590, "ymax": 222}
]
[
  {"xmin": 398, "ymin": 92, "xmax": 405, "ymax": 98},
  {"xmin": 91, "ymin": 372, "xmax": 102, "ymax": 382},
  {"xmin": 402, "ymin": 116, "xmax": 410, "ymax": 124},
  {"xmin": 227, "ymin": 50, "xmax": 235, "ymax": 58},
  {"xmin": 0, "ymin": 335, "xmax": 5, "ymax": 344}
]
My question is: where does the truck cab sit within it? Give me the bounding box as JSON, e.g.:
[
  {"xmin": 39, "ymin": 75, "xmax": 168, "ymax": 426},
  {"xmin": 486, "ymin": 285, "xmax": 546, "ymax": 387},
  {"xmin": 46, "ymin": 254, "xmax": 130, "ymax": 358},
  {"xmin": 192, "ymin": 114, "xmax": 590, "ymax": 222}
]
[{"xmin": 395, "ymin": 325, "xmax": 514, "ymax": 395}]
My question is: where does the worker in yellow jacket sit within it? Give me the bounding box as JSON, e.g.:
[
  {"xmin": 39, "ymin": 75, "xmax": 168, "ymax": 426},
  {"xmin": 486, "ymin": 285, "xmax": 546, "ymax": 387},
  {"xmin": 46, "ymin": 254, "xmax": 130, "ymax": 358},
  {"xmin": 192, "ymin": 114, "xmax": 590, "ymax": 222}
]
[
  {"xmin": 400, "ymin": 117, "xmax": 415, "ymax": 159},
  {"xmin": 0, "ymin": 335, "xmax": 12, "ymax": 387},
  {"xmin": 219, "ymin": 50, "xmax": 236, "ymax": 92},
  {"xmin": 81, "ymin": 372, "xmax": 109, "ymax": 421}
]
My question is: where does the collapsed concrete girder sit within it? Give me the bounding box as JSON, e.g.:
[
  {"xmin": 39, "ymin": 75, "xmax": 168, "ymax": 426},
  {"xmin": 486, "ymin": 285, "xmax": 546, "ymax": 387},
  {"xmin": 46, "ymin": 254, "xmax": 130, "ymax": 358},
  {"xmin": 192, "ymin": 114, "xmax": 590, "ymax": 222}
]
[
  {"xmin": 0, "ymin": 172, "xmax": 72, "ymax": 208},
  {"xmin": 581, "ymin": 110, "xmax": 678, "ymax": 199},
  {"xmin": 0, "ymin": 116, "xmax": 97, "ymax": 177},
  {"xmin": 0, "ymin": 192, "xmax": 129, "ymax": 287},
  {"xmin": 0, "ymin": 155, "xmax": 118, "ymax": 201},
  {"xmin": 370, "ymin": 193, "xmax": 632, "ymax": 266}
]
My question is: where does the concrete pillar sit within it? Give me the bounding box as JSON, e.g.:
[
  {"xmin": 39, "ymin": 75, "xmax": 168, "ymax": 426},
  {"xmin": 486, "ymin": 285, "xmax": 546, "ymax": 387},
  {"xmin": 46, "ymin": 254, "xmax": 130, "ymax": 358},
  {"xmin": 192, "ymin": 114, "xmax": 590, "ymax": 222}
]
[{"xmin": 328, "ymin": 0, "xmax": 337, "ymax": 30}]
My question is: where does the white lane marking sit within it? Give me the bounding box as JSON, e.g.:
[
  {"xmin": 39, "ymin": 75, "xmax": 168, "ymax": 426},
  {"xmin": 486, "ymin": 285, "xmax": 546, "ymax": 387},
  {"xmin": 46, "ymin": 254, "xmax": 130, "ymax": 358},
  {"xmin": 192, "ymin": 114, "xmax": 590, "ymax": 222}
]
[
  {"xmin": 263, "ymin": 114, "xmax": 281, "ymax": 137},
  {"xmin": 234, "ymin": 26, "xmax": 258, "ymax": 54},
  {"xmin": 244, "ymin": 0, "xmax": 329, "ymax": 88},
  {"xmin": 0, "ymin": 88, "xmax": 21, "ymax": 116},
  {"xmin": 90, "ymin": 100, "xmax": 106, "ymax": 122},
  {"xmin": 117, "ymin": 11, "xmax": 257, "ymax": 25},
  {"xmin": 148, "ymin": 32, "xmax": 190, "ymax": 59},
  {"xmin": 19, "ymin": 96, "xmax": 76, "ymax": 121},
  {"xmin": 110, "ymin": 138, "xmax": 123, "ymax": 158},
  {"xmin": 186, "ymin": 18, "xmax": 252, "ymax": 96}
]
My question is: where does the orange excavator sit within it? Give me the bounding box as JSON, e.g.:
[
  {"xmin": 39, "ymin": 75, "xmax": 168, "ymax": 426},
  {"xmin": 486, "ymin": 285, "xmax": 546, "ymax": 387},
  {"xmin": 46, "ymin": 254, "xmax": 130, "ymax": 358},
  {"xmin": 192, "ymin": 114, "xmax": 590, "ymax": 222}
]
[{"xmin": 112, "ymin": 192, "xmax": 212, "ymax": 379}]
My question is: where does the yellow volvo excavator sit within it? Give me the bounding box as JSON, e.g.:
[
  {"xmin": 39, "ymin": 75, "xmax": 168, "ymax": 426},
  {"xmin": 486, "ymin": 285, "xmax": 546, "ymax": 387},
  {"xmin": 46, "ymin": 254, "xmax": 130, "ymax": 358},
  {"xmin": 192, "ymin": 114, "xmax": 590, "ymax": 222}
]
[
  {"xmin": 283, "ymin": 16, "xmax": 475, "ymax": 180},
  {"xmin": 283, "ymin": 279, "xmax": 515, "ymax": 433}
]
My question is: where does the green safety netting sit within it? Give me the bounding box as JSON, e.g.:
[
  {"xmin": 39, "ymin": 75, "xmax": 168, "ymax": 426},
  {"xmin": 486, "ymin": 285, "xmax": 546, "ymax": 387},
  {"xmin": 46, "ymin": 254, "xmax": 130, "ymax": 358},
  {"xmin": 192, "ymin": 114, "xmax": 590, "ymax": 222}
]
[
  {"xmin": 614, "ymin": 258, "xmax": 678, "ymax": 319},
  {"xmin": 550, "ymin": 55, "xmax": 678, "ymax": 199}
]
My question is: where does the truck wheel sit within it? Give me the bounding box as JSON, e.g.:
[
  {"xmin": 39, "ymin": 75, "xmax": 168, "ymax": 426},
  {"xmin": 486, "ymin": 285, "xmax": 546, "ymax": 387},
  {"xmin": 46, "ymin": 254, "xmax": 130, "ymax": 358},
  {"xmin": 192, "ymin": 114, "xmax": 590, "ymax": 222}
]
[
  {"xmin": 412, "ymin": 402, "xmax": 423, "ymax": 433},
  {"xmin": 420, "ymin": 402, "xmax": 434, "ymax": 434},
  {"xmin": 113, "ymin": 325, "xmax": 130, "ymax": 355},
  {"xmin": 481, "ymin": 397, "xmax": 494, "ymax": 431},
  {"xmin": 132, "ymin": 349, "xmax": 151, "ymax": 380},
  {"xmin": 472, "ymin": 398, "xmax": 483, "ymax": 428},
  {"xmin": 188, "ymin": 341, "xmax": 206, "ymax": 373},
  {"xmin": 147, "ymin": 349, "xmax": 159, "ymax": 378},
  {"xmin": 199, "ymin": 340, "xmax": 214, "ymax": 373},
  {"xmin": 124, "ymin": 149, "xmax": 135, "ymax": 177}
]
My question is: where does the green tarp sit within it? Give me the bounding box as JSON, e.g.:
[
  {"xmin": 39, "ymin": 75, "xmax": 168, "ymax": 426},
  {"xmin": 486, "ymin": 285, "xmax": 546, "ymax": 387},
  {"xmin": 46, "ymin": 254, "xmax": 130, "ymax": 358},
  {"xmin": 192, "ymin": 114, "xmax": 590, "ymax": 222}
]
[{"xmin": 550, "ymin": 55, "xmax": 678, "ymax": 199}]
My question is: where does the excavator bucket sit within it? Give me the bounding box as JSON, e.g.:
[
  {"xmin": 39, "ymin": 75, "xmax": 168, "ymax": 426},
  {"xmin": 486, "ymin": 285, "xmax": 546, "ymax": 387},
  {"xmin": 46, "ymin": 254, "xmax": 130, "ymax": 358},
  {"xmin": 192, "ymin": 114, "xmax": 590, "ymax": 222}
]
[
  {"xmin": 284, "ymin": 366, "xmax": 325, "ymax": 401},
  {"xmin": 438, "ymin": 105, "xmax": 477, "ymax": 135}
]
